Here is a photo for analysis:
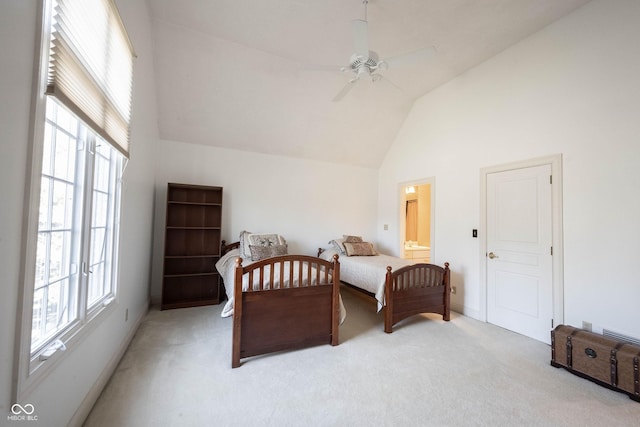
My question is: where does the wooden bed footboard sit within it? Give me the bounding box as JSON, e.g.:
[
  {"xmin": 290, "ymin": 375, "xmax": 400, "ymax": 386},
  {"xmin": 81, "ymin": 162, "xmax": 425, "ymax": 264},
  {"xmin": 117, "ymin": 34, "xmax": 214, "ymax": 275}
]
[
  {"xmin": 232, "ymin": 254, "xmax": 340, "ymax": 368},
  {"xmin": 384, "ymin": 262, "xmax": 450, "ymax": 333}
]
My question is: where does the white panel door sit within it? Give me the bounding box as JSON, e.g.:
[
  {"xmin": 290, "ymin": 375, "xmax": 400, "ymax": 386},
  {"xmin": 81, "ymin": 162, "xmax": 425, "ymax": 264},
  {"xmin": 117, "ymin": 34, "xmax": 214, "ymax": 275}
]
[{"xmin": 487, "ymin": 164, "xmax": 553, "ymax": 343}]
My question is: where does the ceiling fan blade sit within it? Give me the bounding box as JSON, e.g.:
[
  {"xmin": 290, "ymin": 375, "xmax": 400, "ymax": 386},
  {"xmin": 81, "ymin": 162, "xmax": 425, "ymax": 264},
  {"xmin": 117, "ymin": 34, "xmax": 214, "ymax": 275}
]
[
  {"xmin": 377, "ymin": 75, "xmax": 410, "ymax": 99},
  {"xmin": 351, "ymin": 19, "xmax": 369, "ymax": 60},
  {"xmin": 332, "ymin": 79, "xmax": 358, "ymax": 102},
  {"xmin": 302, "ymin": 63, "xmax": 344, "ymax": 73},
  {"xmin": 383, "ymin": 46, "xmax": 437, "ymax": 69}
]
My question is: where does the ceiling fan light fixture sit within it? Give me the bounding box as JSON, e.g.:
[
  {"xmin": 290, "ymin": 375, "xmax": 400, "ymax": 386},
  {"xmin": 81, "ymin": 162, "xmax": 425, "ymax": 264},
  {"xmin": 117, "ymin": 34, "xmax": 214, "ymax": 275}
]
[
  {"xmin": 356, "ymin": 67, "xmax": 370, "ymax": 77},
  {"xmin": 329, "ymin": 0, "xmax": 436, "ymax": 101},
  {"xmin": 349, "ymin": 52, "xmax": 378, "ymax": 70}
]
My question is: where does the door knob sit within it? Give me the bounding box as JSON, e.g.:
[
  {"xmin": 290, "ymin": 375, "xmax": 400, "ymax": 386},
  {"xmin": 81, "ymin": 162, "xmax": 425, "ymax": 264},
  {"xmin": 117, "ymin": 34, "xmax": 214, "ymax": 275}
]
[{"xmin": 488, "ymin": 252, "xmax": 498, "ymax": 259}]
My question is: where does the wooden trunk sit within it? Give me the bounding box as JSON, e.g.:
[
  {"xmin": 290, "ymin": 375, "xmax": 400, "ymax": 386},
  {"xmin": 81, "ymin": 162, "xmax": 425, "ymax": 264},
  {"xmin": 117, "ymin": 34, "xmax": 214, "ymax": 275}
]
[{"xmin": 551, "ymin": 324, "xmax": 640, "ymax": 402}]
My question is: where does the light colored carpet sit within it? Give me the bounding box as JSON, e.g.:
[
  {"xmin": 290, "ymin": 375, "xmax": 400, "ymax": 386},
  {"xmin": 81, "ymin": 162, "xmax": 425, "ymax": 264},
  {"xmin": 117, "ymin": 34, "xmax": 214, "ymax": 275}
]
[{"xmin": 84, "ymin": 288, "xmax": 640, "ymax": 426}]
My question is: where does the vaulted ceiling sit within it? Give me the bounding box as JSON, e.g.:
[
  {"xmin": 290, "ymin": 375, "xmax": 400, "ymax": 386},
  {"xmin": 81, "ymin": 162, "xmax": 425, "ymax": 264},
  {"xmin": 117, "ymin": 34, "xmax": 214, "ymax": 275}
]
[{"xmin": 146, "ymin": 0, "xmax": 591, "ymax": 168}]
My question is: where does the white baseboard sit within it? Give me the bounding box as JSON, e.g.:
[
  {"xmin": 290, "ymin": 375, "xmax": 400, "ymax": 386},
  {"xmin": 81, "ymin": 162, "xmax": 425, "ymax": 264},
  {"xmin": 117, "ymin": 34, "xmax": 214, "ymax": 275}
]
[
  {"xmin": 150, "ymin": 294, "xmax": 161, "ymax": 306},
  {"xmin": 67, "ymin": 303, "xmax": 149, "ymax": 427},
  {"xmin": 451, "ymin": 302, "xmax": 481, "ymax": 321}
]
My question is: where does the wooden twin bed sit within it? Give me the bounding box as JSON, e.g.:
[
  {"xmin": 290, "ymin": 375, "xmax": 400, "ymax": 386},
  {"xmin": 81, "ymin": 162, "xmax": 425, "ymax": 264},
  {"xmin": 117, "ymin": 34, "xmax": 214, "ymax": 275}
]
[
  {"xmin": 220, "ymin": 241, "xmax": 341, "ymax": 368},
  {"xmin": 383, "ymin": 262, "xmax": 451, "ymax": 333},
  {"xmin": 319, "ymin": 247, "xmax": 450, "ymax": 333}
]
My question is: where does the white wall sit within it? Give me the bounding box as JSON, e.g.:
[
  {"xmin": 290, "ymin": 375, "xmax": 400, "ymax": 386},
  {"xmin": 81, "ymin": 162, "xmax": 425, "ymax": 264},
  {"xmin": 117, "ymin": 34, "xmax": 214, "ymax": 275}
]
[
  {"xmin": 0, "ymin": 1, "xmax": 158, "ymax": 425},
  {"xmin": 0, "ymin": 1, "xmax": 37, "ymax": 422},
  {"xmin": 150, "ymin": 140, "xmax": 379, "ymax": 302},
  {"xmin": 378, "ymin": 0, "xmax": 640, "ymax": 339}
]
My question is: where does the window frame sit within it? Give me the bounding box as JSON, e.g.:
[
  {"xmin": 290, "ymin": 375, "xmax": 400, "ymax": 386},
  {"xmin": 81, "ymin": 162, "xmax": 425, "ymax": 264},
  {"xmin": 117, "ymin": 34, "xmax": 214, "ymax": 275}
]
[{"xmin": 14, "ymin": 0, "xmax": 126, "ymax": 401}]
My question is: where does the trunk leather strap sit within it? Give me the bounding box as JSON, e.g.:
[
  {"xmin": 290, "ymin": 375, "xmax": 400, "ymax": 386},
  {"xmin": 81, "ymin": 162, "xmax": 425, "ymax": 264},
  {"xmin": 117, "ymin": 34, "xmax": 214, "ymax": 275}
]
[
  {"xmin": 610, "ymin": 343, "xmax": 624, "ymax": 386},
  {"xmin": 566, "ymin": 329, "xmax": 579, "ymax": 368},
  {"xmin": 634, "ymin": 354, "xmax": 639, "ymax": 397}
]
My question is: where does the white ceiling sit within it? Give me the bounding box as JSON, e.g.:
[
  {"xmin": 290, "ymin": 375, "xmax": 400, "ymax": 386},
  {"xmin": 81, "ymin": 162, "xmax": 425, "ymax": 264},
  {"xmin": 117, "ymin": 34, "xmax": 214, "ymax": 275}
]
[{"xmin": 146, "ymin": 0, "xmax": 591, "ymax": 168}]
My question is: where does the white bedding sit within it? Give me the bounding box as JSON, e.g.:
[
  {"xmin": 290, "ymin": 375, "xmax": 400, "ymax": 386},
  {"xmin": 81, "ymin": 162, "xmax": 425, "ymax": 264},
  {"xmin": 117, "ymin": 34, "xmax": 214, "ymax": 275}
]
[
  {"xmin": 216, "ymin": 248, "xmax": 346, "ymax": 322},
  {"xmin": 319, "ymin": 248, "xmax": 416, "ymax": 311}
]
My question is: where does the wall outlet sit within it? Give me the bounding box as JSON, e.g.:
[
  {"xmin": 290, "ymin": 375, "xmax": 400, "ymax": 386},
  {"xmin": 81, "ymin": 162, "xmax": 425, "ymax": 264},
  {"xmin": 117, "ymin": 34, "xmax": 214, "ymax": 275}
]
[
  {"xmin": 451, "ymin": 286, "xmax": 457, "ymax": 294},
  {"xmin": 383, "ymin": 224, "xmax": 388, "ymax": 231}
]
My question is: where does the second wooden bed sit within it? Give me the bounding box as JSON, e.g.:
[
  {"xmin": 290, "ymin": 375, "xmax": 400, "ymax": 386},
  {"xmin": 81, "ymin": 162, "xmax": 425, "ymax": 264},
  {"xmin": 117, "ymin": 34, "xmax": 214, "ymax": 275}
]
[
  {"xmin": 383, "ymin": 261, "xmax": 450, "ymax": 333},
  {"xmin": 319, "ymin": 247, "xmax": 450, "ymax": 333}
]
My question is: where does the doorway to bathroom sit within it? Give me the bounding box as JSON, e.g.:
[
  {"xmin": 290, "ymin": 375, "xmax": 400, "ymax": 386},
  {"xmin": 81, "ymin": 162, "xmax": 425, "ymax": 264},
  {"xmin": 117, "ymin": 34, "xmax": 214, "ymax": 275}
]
[{"xmin": 399, "ymin": 178, "xmax": 434, "ymax": 263}]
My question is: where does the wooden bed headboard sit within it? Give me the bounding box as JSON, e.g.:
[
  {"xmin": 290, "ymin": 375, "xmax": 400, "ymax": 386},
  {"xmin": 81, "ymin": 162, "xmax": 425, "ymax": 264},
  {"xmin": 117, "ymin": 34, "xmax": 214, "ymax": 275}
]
[{"xmin": 221, "ymin": 240, "xmax": 240, "ymax": 255}]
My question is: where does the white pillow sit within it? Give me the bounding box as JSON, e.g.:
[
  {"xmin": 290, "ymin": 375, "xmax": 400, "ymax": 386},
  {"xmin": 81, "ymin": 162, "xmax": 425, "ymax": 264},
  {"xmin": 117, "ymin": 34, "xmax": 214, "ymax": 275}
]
[
  {"xmin": 328, "ymin": 238, "xmax": 346, "ymax": 254},
  {"xmin": 319, "ymin": 248, "xmax": 339, "ymax": 262}
]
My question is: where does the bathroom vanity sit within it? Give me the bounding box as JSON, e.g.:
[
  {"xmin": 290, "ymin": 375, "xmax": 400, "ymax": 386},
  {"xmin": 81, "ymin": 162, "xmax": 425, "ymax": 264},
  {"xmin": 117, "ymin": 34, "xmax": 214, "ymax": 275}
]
[{"xmin": 404, "ymin": 242, "xmax": 430, "ymax": 263}]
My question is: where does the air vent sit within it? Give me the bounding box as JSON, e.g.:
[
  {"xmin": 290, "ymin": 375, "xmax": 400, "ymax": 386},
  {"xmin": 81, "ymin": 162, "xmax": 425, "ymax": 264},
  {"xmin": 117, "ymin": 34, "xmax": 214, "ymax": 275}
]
[{"xmin": 603, "ymin": 329, "xmax": 640, "ymax": 347}]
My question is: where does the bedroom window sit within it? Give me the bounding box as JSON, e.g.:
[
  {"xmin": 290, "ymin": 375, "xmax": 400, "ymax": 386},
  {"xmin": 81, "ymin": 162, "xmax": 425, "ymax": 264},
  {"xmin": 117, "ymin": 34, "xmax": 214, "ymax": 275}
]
[
  {"xmin": 16, "ymin": 0, "xmax": 133, "ymax": 397},
  {"xmin": 31, "ymin": 99, "xmax": 123, "ymax": 353}
]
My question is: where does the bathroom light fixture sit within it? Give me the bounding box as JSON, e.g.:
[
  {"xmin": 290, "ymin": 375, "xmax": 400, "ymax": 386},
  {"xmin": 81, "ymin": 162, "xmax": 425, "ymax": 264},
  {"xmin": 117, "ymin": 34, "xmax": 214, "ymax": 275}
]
[{"xmin": 405, "ymin": 186, "xmax": 416, "ymax": 194}]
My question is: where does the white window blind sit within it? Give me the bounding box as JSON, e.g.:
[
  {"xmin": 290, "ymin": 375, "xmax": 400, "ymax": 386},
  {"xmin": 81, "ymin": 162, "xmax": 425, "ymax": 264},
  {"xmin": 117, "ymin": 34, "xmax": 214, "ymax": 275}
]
[{"xmin": 46, "ymin": 0, "xmax": 134, "ymax": 157}]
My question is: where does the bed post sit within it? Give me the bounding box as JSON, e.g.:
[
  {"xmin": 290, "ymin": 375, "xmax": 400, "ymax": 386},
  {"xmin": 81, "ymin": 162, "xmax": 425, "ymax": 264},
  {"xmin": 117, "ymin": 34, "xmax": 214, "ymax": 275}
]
[
  {"xmin": 331, "ymin": 254, "xmax": 340, "ymax": 346},
  {"xmin": 443, "ymin": 262, "xmax": 451, "ymax": 321},
  {"xmin": 384, "ymin": 266, "xmax": 394, "ymax": 333},
  {"xmin": 231, "ymin": 257, "xmax": 244, "ymax": 368}
]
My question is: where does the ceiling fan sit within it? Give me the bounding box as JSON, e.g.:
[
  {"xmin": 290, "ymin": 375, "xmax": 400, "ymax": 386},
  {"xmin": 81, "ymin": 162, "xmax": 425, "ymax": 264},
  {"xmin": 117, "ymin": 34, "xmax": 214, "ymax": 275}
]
[{"xmin": 332, "ymin": 0, "xmax": 436, "ymax": 102}]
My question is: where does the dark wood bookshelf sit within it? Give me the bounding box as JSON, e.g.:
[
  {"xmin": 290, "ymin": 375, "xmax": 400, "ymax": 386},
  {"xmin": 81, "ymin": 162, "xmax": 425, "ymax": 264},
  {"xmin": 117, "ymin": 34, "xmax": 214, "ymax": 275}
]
[{"xmin": 161, "ymin": 183, "xmax": 223, "ymax": 310}]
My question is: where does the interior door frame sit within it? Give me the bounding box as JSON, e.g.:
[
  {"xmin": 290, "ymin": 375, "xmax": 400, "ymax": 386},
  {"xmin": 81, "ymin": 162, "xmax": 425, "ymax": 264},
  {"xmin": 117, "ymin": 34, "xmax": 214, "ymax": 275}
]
[
  {"xmin": 479, "ymin": 154, "xmax": 564, "ymax": 327},
  {"xmin": 398, "ymin": 177, "xmax": 435, "ymax": 259}
]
